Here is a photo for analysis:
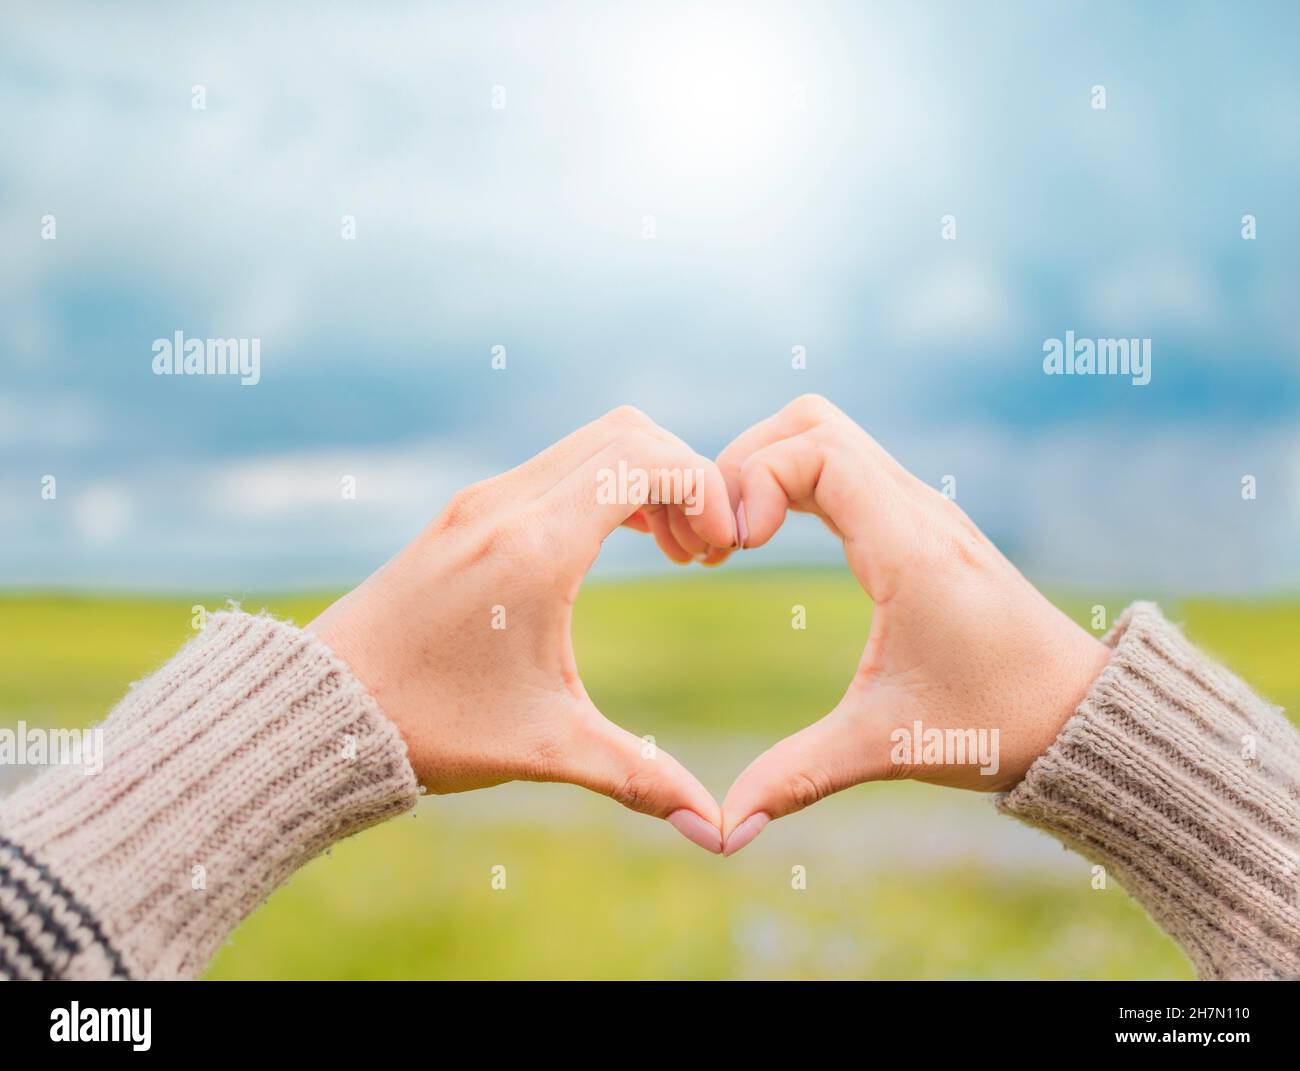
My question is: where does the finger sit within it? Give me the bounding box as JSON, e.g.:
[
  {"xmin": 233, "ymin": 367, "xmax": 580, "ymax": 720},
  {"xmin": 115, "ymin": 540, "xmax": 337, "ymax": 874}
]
[
  {"xmin": 646, "ymin": 506, "xmax": 694, "ymax": 564},
  {"xmin": 542, "ymin": 429, "xmax": 737, "ymax": 565},
  {"xmin": 621, "ymin": 509, "xmax": 652, "ymax": 534},
  {"xmin": 697, "ymin": 537, "xmax": 736, "ymax": 567},
  {"xmin": 719, "ymin": 701, "xmax": 890, "ymax": 855},
  {"xmin": 697, "ymin": 544, "xmax": 734, "ymax": 567},
  {"xmin": 564, "ymin": 712, "xmax": 723, "ymax": 853},
  {"xmin": 520, "ymin": 405, "xmax": 728, "ymax": 508},
  {"xmin": 667, "ymin": 504, "xmax": 710, "ymax": 559},
  {"xmin": 736, "ymin": 429, "xmax": 910, "ymax": 599},
  {"xmin": 430, "ymin": 408, "xmax": 671, "ymax": 534},
  {"xmin": 466, "ymin": 406, "xmax": 702, "ymax": 519},
  {"xmin": 735, "ymin": 429, "xmax": 833, "ymax": 548},
  {"xmin": 499, "ymin": 406, "xmax": 663, "ymax": 496},
  {"xmin": 715, "ymin": 394, "xmax": 852, "ymax": 510},
  {"xmin": 699, "ymin": 397, "xmax": 861, "ymax": 562}
]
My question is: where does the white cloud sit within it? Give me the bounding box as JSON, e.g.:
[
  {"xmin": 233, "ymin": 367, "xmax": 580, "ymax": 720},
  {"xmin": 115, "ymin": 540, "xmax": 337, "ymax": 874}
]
[
  {"xmin": 206, "ymin": 442, "xmax": 476, "ymax": 520},
  {"xmin": 889, "ymin": 262, "xmax": 1024, "ymax": 348},
  {"xmin": 1083, "ymin": 255, "xmax": 1222, "ymax": 331},
  {"xmin": 74, "ymin": 484, "xmax": 132, "ymax": 546}
]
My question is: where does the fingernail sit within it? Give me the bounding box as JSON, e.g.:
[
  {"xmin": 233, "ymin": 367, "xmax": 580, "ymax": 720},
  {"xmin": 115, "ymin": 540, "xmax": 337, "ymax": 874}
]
[
  {"xmin": 668, "ymin": 809, "xmax": 723, "ymax": 854},
  {"xmin": 735, "ymin": 502, "xmax": 748, "ymax": 549},
  {"xmin": 723, "ymin": 812, "xmax": 769, "ymax": 856}
]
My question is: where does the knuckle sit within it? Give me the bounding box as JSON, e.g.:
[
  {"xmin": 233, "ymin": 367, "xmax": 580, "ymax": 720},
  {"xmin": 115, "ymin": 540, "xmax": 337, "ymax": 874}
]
[
  {"xmin": 928, "ymin": 510, "xmax": 990, "ymax": 572},
  {"xmin": 610, "ymin": 769, "xmax": 657, "ymax": 813},
  {"xmin": 806, "ymin": 421, "xmax": 845, "ymax": 456},
  {"xmin": 604, "ymin": 404, "xmax": 652, "ymax": 430},
  {"xmin": 944, "ymin": 533, "xmax": 986, "ymax": 571},
  {"xmin": 945, "ymin": 497, "xmax": 984, "ymax": 540},
  {"xmin": 737, "ymin": 451, "xmax": 770, "ymax": 486},
  {"xmin": 789, "ymin": 392, "xmax": 834, "ymax": 422},
  {"xmin": 436, "ymin": 484, "xmax": 489, "ymax": 531},
  {"xmin": 611, "ymin": 425, "xmax": 659, "ymax": 454},
  {"xmin": 785, "ymin": 767, "xmax": 834, "ymax": 811},
  {"xmin": 609, "ymin": 429, "xmax": 669, "ymax": 478}
]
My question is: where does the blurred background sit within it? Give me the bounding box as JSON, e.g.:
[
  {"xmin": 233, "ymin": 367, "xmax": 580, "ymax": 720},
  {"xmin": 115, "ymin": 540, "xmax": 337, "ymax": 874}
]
[{"xmin": 2, "ymin": 0, "xmax": 1298, "ymax": 978}]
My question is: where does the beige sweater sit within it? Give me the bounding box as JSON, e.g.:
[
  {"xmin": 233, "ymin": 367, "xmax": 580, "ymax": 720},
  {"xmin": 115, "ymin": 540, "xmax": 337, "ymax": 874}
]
[
  {"xmin": 0, "ymin": 603, "xmax": 1296, "ymax": 980},
  {"xmin": 997, "ymin": 602, "xmax": 1300, "ymax": 980}
]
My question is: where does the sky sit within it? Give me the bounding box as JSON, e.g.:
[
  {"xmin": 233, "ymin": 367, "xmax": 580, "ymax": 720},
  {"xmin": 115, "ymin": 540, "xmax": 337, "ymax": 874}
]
[{"xmin": 1, "ymin": 0, "xmax": 1298, "ymax": 594}]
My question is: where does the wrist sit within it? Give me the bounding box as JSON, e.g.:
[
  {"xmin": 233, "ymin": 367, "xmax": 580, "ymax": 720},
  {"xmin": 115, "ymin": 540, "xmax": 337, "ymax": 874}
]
[{"xmin": 1004, "ymin": 611, "xmax": 1114, "ymax": 790}]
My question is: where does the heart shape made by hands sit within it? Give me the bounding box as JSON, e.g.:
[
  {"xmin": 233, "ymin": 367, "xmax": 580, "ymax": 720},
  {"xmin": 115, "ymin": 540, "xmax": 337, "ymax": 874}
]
[
  {"xmin": 315, "ymin": 396, "xmax": 1109, "ymax": 860},
  {"xmin": 602, "ymin": 395, "xmax": 1110, "ymax": 856}
]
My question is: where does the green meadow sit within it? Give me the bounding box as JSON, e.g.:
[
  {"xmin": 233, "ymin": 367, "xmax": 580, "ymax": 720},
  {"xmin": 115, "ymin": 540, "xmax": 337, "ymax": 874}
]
[{"xmin": 2, "ymin": 572, "xmax": 1297, "ymax": 979}]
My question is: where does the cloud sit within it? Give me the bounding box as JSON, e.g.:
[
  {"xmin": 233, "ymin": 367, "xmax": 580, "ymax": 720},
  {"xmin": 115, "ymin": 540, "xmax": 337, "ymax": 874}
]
[
  {"xmin": 888, "ymin": 262, "xmax": 1024, "ymax": 349},
  {"xmin": 892, "ymin": 420, "xmax": 1300, "ymax": 594},
  {"xmin": 1, "ymin": 2, "xmax": 1298, "ymax": 592},
  {"xmin": 73, "ymin": 484, "xmax": 132, "ymax": 546},
  {"xmin": 207, "ymin": 442, "xmax": 473, "ymax": 520},
  {"xmin": 1082, "ymin": 255, "xmax": 1223, "ymax": 332}
]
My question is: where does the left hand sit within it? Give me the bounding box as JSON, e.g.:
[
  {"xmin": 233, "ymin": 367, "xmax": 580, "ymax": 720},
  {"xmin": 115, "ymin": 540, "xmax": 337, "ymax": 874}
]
[{"xmin": 308, "ymin": 406, "xmax": 737, "ymax": 851}]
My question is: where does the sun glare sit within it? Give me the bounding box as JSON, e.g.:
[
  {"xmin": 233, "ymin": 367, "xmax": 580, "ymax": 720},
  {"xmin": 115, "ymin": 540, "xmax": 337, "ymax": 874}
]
[{"xmin": 627, "ymin": 11, "xmax": 801, "ymax": 181}]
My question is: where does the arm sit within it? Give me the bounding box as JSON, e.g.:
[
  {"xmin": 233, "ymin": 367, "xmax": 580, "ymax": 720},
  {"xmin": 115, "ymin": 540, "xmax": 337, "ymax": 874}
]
[
  {"xmin": 0, "ymin": 407, "xmax": 735, "ymax": 979},
  {"xmin": 0, "ymin": 613, "xmax": 417, "ymax": 980},
  {"xmin": 712, "ymin": 394, "xmax": 1300, "ymax": 979},
  {"xmin": 998, "ymin": 601, "xmax": 1300, "ymax": 980}
]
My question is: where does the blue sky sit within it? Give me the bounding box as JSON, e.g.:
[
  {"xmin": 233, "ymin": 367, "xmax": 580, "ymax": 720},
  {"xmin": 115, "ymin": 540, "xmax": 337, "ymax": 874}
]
[{"xmin": 2, "ymin": 1, "xmax": 1298, "ymax": 593}]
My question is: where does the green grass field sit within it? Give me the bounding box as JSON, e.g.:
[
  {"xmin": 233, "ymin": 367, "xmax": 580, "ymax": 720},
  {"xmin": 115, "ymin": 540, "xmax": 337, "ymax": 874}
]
[{"xmin": 3, "ymin": 571, "xmax": 1297, "ymax": 979}]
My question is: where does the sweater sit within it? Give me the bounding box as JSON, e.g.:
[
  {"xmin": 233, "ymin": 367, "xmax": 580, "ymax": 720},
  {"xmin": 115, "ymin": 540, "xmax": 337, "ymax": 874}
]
[
  {"xmin": 996, "ymin": 602, "xmax": 1300, "ymax": 980},
  {"xmin": 1, "ymin": 603, "xmax": 1296, "ymax": 979},
  {"xmin": 0, "ymin": 612, "xmax": 417, "ymax": 980}
]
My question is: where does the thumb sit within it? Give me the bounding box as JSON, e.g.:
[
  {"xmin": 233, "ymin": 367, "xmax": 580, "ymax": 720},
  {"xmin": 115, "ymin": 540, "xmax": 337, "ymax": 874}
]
[
  {"xmin": 719, "ymin": 700, "xmax": 888, "ymax": 856},
  {"xmin": 562, "ymin": 709, "xmax": 724, "ymax": 854}
]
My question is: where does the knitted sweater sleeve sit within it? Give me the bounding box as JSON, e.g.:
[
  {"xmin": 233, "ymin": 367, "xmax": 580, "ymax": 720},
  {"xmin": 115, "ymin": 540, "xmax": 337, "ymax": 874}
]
[
  {"xmin": 997, "ymin": 602, "xmax": 1300, "ymax": 979},
  {"xmin": 0, "ymin": 612, "xmax": 419, "ymax": 980}
]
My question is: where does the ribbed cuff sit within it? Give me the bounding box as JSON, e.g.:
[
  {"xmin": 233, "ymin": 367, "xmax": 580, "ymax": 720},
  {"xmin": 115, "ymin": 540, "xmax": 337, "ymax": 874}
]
[
  {"xmin": 997, "ymin": 602, "xmax": 1300, "ymax": 980},
  {"xmin": 0, "ymin": 612, "xmax": 419, "ymax": 980}
]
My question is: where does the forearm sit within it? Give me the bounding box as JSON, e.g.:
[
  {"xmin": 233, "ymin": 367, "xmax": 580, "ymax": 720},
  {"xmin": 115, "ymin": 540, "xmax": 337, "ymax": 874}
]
[
  {"xmin": 0, "ymin": 612, "xmax": 418, "ymax": 980},
  {"xmin": 998, "ymin": 602, "xmax": 1300, "ymax": 979}
]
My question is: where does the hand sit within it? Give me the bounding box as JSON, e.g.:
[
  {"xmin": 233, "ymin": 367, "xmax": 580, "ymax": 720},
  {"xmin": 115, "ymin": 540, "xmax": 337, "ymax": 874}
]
[
  {"xmin": 715, "ymin": 395, "xmax": 1111, "ymax": 855},
  {"xmin": 308, "ymin": 406, "xmax": 737, "ymax": 852}
]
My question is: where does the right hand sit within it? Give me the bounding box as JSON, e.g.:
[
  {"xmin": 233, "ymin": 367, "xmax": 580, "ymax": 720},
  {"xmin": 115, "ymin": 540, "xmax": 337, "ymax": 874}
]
[{"xmin": 713, "ymin": 395, "xmax": 1111, "ymax": 854}]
